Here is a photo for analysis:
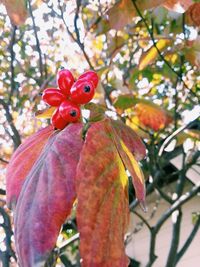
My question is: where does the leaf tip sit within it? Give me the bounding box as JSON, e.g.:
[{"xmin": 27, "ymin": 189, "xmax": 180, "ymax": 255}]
[{"xmin": 139, "ymin": 200, "xmax": 148, "ymax": 213}]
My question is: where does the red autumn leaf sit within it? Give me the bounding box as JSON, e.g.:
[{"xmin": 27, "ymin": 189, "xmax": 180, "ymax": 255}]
[
  {"xmin": 76, "ymin": 120, "xmax": 130, "ymax": 267},
  {"xmin": 76, "ymin": 118, "xmax": 146, "ymax": 266},
  {"xmin": 14, "ymin": 123, "xmax": 83, "ymax": 267},
  {"xmin": 6, "ymin": 125, "xmax": 53, "ymax": 209},
  {"xmin": 135, "ymin": 102, "xmax": 172, "ymax": 131}
]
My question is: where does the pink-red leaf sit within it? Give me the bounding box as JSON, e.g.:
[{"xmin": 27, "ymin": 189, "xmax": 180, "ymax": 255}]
[
  {"xmin": 14, "ymin": 123, "xmax": 83, "ymax": 267},
  {"xmin": 76, "ymin": 120, "xmax": 130, "ymax": 267},
  {"xmin": 6, "ymin": 125, "xmax": 53, "ymax": 209}
]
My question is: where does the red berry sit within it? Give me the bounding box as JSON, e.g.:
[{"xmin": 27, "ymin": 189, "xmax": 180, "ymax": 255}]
[
  {"xmin": 78, "ymin": 71, "xmax": 99, "ymax": 88},
  {"xmin": 42, "ymin": 88, "xmax": 66, "ymax": 106},
  {"xmin": 51, "ymin": 108, "xmax": 69, "ymax": 130},
  {"xmin": 59, "ymin": 100, "xmax": 81, "ymax": 122},
  {"xmin": 57, "ymin": 69, "xmax": 74, "ymax": 96},
  {"xmin": 70, "ymin": 80, "xmax": 95, "ymax": 104}
]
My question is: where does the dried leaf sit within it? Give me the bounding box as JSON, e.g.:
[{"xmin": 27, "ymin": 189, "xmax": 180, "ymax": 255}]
[
  {"xmin": 186, "ymin": 3, "xmax": 200, "ymax": 26},
  {"xmin": 14, "ymin": 123, "xmax": 83, "ymax": 267},
  {"xmin": 108, "ymin": 0, "xmax": 165, "ymax": 30},
  {"xmin": 107, "ymin": 35, "xmax": 127, "ymax": 58},
  {"xmin": 163, "ymin": 0, "xmax": 193, "ymax": 12},
  {"xmin": 1, "ymin": 0, "xmax": 27, "ymax": 25},
  {"xmin": 184, "ymin": 38, "xmax": 200, "ymax": 68},
  {"xmin": 76, "ymin": 120, "xmax": 130, "ymax": 267},
  {"xmin": 6, "ymin": 126, "xmax": 53, "ymax": 209},
  {"xmin": 135, "ymin": 101, "xmax": 173, "ymax": 131},
  {"xmin": 139, "ymin": 39, "xmax": 171, "ymax": 70}
]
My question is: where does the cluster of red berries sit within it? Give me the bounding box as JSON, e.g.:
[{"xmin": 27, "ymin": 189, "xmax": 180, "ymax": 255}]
[{"xmin": 42, "ymin": 69, "xmax": 99, "ymax": 129}]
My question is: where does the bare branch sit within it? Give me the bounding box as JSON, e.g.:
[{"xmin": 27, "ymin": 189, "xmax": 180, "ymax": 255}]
[
  {"xmin": 57, "ymin": 0, "xmax": 94, "ymax": 69},
  {"xmin": 8, "ymin": 25, "xmax": 17, "ymax": 103},
  {"xmin": 0, "ymin": 99, "xmax": 21, "ymax": 148},
  {"xmin": 158, "ymin": 118, "xmax": 198, "ymax": 157},
  {"xmin": 27, "ymin": 0, "xmax": 44, "ymax": 81},
  {"xmin": 175, "ymin": 214, "xmax": 200, "ymax": 264}
]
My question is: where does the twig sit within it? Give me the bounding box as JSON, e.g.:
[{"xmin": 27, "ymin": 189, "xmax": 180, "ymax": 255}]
[
  {"xmin": 8, "ymin": 25, "xmax": 17, "ymax": 103},
  {"xmin": 0, "ymin": 189, "xmax": 6, "ymax": 195},
  {"xmin": 175, "ymin": 214, "xmax": 200, "ymax": 264},
  {"xmin": 158, "ymin": 118, "xmax": 198, "ymax": 156},
  {"xmin": 132, "ymin": 210, "xmax": 151, "ymax": 230},
  {"xmin": 0, "ymin": 207, "xmax": 17, "ymax": 264},
  {"xmin": 57, "ymin": 0, "xmax": 94, "ymax": 69},
  {"xmin": 58, "ymin": 233, "xmax": 80, "ymax": 254},
  {"xmin": 154, "ymin": 183, "xmax": 200, "ymax": 233},
  {"xmin": 0, "ymin": 99, "xmax": 21, "ymax": 148},
  {"xmin": 27, "ymin": 0, "xmax": 43, "ymax": 81},
  {"xmin": 165, "ymin": 210, "xmax": 182, "ymax": 267},
  {"xmin": 0, "ymin": 158, "xmax": 9, "ymax": 164}
]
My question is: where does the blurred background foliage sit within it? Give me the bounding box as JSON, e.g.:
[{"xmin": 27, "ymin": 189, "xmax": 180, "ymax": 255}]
[{"xmin": 0, "ymin": 0, "xmax": 199, "ymax": 266}]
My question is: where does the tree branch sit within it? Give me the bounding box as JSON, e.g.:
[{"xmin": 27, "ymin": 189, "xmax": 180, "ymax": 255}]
[
  {"xmin": 155, "ymin": 183, "xmax": 200, "ymax": 233},
  {"xmin": 175, "ymin": 214, "xmax": 200, "ymax": 264},
  {"xmin": 0, "ymin": 189, "xmax": 6, "ymax": 195},
  {"xmin": 27, "ymin": 0, "xmax": 44, "ymax": 81},
  {"xmin": 57, "ymin": 0, "xmax": 94, "ymax": 69},
  {"xmin": 0, "ymin": 99, "xmax": 21, "ymax": 148},
  {"xmin": 0, "ymin": 158, "xmax": 9, "ymax": 164},
  {"xmin": 58, "ymin": 233, "xmax": 80, "ymax": 254},
  {"xmin": 158, "ymin": 118, "xmax": 198, "ymax": 157},
  {"xmin": 0, "ymin": 207, "xmax": 17, "ymax": 265},
  {"xmin": 165, "ymin": 210, "xmax": 182, "ymax": 267},
  {"xmin": 8, "ymin": 25, "xmax": 17, "ymax": 102},
  {"xmin": 132, "ymin": 210, "xmax": 151, "ymax": 230}
]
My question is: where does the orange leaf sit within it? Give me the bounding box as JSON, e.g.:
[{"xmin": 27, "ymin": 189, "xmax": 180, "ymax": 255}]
[
  {"xmin": 162, "ymin": 0, "xmax": 193, "ymax": 13},
  {"xmin": 6, "ymin": 125, "xmax": 53, "ymax": 209},
  {"xmin": 135, "ymin": 102, "xmax": 172, "ymax": 131},
  {"xmin": 139, "ymin": 39, "xmax": 171, "ymax": 70},
  {"xmin": 76, "ymin": 120, "xmax": 130, "ymax": 267},
  {"xmin": 186, "ymin": 3, "xmax": 200, "ymax": 27},
  {"xmin": 2, "ymin": 0, "xmax": 27, "ymax": 25},
  {"xmin": 14, "ymin": 123, "xmax": 83, "ymax": 267}
]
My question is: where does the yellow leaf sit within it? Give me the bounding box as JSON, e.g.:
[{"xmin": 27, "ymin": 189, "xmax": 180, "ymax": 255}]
[
  {"xmin": 139, "ymin": 39, "xmax": 171, "ymax": 70},
  {"xmin": 35, "ymin": 107, "xmax": 56, "ymax": 119}
]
